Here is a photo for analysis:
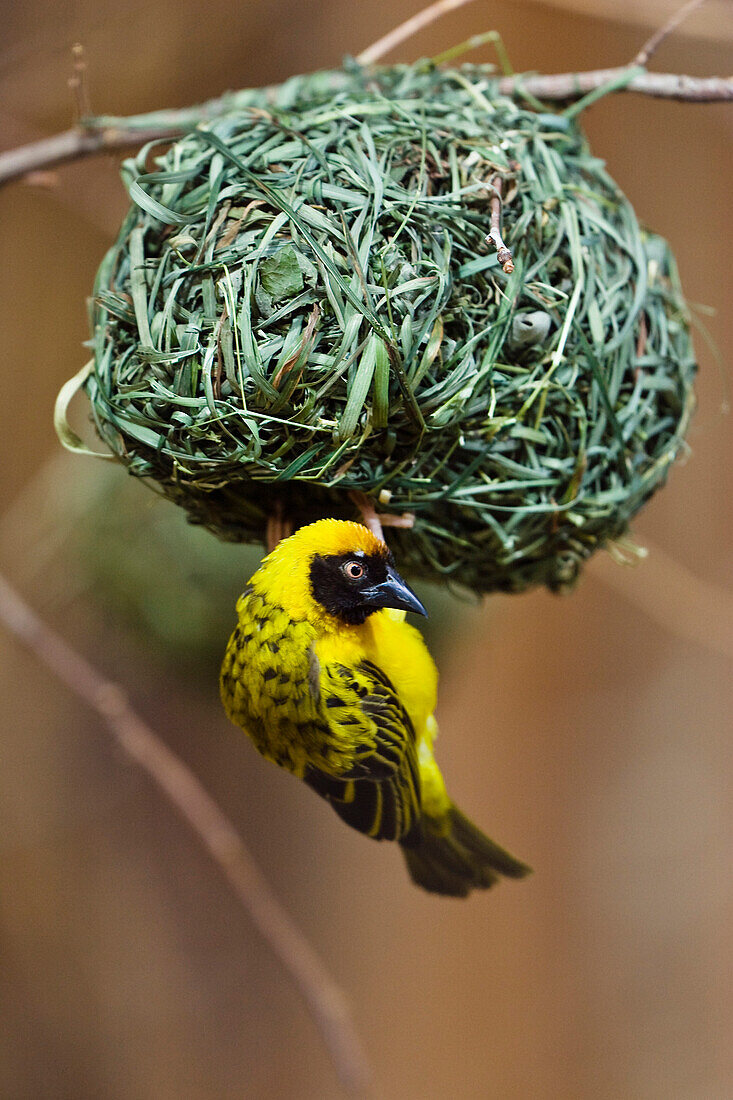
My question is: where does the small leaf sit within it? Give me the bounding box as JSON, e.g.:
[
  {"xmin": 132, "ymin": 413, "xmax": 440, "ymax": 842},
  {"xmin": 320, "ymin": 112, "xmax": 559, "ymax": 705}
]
[{"xmin": 260, "ymin": 245, "xmax": 304, "ymax": 301}]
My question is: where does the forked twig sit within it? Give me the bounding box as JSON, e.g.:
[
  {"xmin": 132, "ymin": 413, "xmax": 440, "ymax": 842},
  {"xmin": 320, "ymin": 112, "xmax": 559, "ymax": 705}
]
[
  {"xmin": 0, "ymin": 571, "xmax": 373, "ymax": 1097},
  {"xmin": 356, "ymin": 0, "xmax": 728, "ymax": 104},
  {"xmin": 497, "ymin": 66, "xmax": 730, "ymax": 103},
  {"xmin": 633, "ymin": 0, "xmax": 710, "ymax": 66}
]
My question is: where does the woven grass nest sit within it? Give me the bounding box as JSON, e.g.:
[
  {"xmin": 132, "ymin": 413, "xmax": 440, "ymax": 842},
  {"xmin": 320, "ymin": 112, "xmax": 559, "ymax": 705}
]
[{"xmin": 82, "ymin": 62, "xmax": 696, "ymax": 594}]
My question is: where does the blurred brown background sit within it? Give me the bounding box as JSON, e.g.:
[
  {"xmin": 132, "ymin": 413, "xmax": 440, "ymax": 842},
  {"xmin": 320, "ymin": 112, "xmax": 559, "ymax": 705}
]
[{"xmin": 1, "ymin": 1, "xmax": 731, "ymax": 1097}]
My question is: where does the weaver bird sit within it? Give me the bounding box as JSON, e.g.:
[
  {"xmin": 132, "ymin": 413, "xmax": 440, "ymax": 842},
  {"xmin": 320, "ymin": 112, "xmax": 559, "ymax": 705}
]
[{"xmin": 220, "ymin": 519, "xmax": 530, "ymax": 896}]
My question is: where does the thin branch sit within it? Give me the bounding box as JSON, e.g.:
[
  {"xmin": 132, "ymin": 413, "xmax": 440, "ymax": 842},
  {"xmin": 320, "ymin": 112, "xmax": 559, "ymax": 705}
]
[
  {"xmin": 0, "ymin": 571, "xmax": 373, "ymax": 1097},
  {"xmin": 357, "ymin": 0, "xmax": 478, "ymax": 65},
  {"xmin": 634, "ymin": 0, "xmax": 711, "ymax": 67},
  {"xmin": 485, "ymin": 174, "xmax": 514, "ymax": 275}
]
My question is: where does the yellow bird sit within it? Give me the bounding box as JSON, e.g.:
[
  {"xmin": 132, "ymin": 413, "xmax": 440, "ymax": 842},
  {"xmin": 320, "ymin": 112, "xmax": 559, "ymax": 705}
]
[{"xmin": 220, "ymin": 519, "xmax": 530, "ymax": 896}]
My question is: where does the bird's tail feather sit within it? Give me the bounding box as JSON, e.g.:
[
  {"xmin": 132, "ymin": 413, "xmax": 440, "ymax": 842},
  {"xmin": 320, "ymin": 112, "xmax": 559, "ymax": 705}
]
[{"xmin": 400, "ymin": 804, "xmax": 531, "ymax": 897}]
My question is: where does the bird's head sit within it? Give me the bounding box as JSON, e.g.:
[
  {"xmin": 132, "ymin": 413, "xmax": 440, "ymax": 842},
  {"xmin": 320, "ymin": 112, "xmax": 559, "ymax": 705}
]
[{"xmin": 250, "ymin": 519, "xmax": 427, "ymax": 629}]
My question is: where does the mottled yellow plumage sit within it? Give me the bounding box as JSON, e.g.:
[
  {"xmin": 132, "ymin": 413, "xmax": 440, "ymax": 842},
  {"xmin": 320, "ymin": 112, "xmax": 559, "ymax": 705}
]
[{"xmin": 220, "ymin": 519, "xmax": 530, "ymax": 896}]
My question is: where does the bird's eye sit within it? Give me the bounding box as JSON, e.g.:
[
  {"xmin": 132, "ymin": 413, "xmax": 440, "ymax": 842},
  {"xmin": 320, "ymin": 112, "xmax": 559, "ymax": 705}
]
[{"xmin": 342, "ymin": 560, "xmax": 364, "ymax": 581}]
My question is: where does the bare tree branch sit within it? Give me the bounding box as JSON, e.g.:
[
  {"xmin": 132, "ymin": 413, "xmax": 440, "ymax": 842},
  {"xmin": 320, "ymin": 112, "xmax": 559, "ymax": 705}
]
[
  {"xmin": 0, "ymin": 572, "xmax": 373, "ymax": 1098},
  {"xmin": 1, "ymin": 61, "xmax": 728, "ymax": 190}
]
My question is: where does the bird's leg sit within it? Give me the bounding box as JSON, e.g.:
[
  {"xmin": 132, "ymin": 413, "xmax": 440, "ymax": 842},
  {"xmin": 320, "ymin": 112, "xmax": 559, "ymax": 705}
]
[
  {"xmin": 349, "ymin": 491, "xmax": 415, "ymax": 543},
  {"xmin": 266, "ymin": 502, "xmax": 294, "ymax": 553},
  {"xmin": 350, "ymin": 492, "xmax": 384, "ymax": 540},
  {"xmin": 267, "ymin": 495, "xmax": 415, "ymax": 550}
]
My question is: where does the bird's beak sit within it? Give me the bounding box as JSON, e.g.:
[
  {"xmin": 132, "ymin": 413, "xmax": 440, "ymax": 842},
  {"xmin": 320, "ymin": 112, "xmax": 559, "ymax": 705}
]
[{"xmin": 361, "ymin": 564, "xmax": 428, "ymax": 617}]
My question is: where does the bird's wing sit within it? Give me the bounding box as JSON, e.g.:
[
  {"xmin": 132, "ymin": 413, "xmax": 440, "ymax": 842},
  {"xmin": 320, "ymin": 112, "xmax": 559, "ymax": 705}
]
[
  {"xmin": 304, "ymin": 658, "xmax": 421, "ymax": 841},
  {"xmin": 320, "ymin": 658, "xmax": 418, "ymax": 780},
  {"xmin": 304, "ymin": 762, "xmax": 419, "ymax": 841}
]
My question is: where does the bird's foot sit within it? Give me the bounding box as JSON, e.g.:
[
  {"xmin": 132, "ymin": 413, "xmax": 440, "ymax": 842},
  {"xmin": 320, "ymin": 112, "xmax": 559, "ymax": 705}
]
[{"xmin": 349, "ymin": 491, "xmax": 415, "ymax": 543}]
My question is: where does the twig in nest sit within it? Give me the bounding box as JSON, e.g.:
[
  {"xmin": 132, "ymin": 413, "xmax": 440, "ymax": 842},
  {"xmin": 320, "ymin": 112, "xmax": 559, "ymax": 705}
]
[
  {"xmin": 485, "ymin": 175, "xmax": 514, "ymax": 275},
  {"xmin": 636, "ymin": 311, "xmax": 648, "ymax": 363},
  {"xmin": 272, "ymin": 304, "xmax": 320, "ymax": 390},
  {"xmin": 349, "ymin": 491, "xmax": 415, "ymax": 542},
  {"xmin": 350, "ymin": 492, "xmax": 386, "ymax": 541},
  {"xmin": 0, "ymin": 571, "xmax": 372, "ymax": 1097}
]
